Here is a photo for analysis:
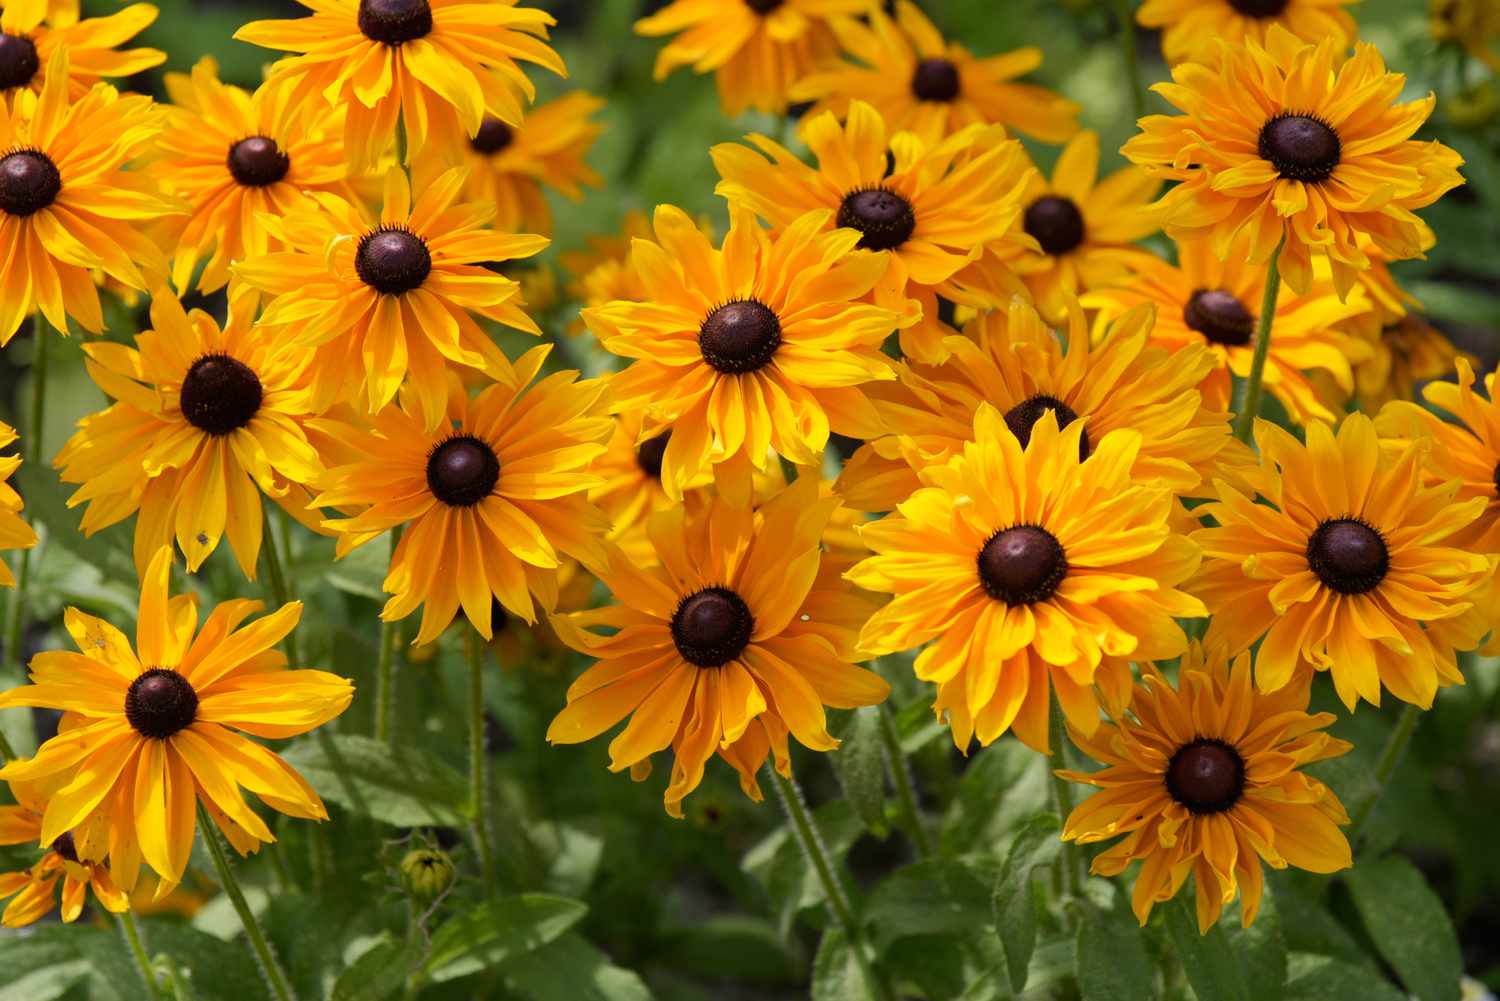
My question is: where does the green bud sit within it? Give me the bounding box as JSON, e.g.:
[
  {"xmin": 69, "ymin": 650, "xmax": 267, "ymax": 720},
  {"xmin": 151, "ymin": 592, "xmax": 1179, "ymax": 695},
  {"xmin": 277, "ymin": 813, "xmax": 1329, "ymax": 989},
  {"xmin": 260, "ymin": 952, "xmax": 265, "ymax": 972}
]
[{"xmin": 400, "ymin": 849, "xmax": 455, "ymax": 902}]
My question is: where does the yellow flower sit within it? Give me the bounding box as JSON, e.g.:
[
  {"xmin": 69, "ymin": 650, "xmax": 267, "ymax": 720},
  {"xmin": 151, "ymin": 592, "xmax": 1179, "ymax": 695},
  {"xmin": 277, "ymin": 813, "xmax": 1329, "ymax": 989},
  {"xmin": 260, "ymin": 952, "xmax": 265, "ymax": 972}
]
[
  {"xmin": 589, "ymin": 411, "xmax": 711, "ymax": 566},
  {"xmin": 837, "ymin": 298, "xmax": 1247, "ymax": 515},
  {"xmin": 849, "ymin": 405, "xmax": 1206, "ymax": 753},
  {"xmin": 1123, "ymin": 27, "xmax": 1464, "ymax": 299},
  {"xmin": 635, "ymin": 0, "xmax": 871, "ymax": 117},
  {"xmin": 235, "ymin": 0, "xmax": 566, "ymax": 169},
  {"xmin": 55, "ymin": 292, "xmax": 324, "ymax": 579},
  {"xmin": 951, "ymin": 130, "xmax": 1160, "ymax": 325},
  {"xmin": 150, "ymin": 57, "xmax": 359, "ymax": 295},
  {"xmin": 1342, "ymin": 255, "xmax": 1467, "ymax": 410},
  {"xmin": 560, "ymin": 209, "xmax": 717, "ymax": 315},
  {"xmin": 582, "ymin": 204, "xmax": 899, "ymax": 509},
  {"xmin": 1193, "ymin": 413, "xmax": 1492, "ymax": 709},
  {"xmin": 792, "ymin": 0, "xmax": 1078, "ymax": 146},
  {"xmin": 0, "ymin": 547, "xmax": 353, "ymax": 893},
  {"xmin": 711, "ymin": 100, "xmax": 1035, "ymax": 362},
  {"xmin": 1082, "ymin": 232, "xmax": 1372, "ymax": 426},
  {"xmin": 0, "ymin": 421, "xmax": 36, "ymax": 587},
  {"xmin": 1059, "ymin": 645, "xmax": 1352, "ymax": 933},
  {"xmin": 547, "ymin": 473, "xmax": 890, "ymax": 818},
  {"xmin": 0, "ymin": 0, "xmax": 163, "ymax": 101},
  {"xmin": 1431, "ymin": 0, "xmax": 1500, "ymax": 72},
  {"xmin": 417, "ymin": 91, "xmax": 604, "ymax": 237},
  {"xmin": 314, "ymin": 351, "xmax": 613, "ymax": 645},
  {"xmin": 0, "ymin": 776, "xmax": 128, "ymax": 927},
  {"xmin": 232, "ymin": 166, "xmax": 546, "ymax": 432},
  {"xmin": 0, "ymin": 48, "xmax": 174, "ymax": 343},
  {"xmin": 1137, "ymin": 0, "xmax": 1358, "ymax": 67}
]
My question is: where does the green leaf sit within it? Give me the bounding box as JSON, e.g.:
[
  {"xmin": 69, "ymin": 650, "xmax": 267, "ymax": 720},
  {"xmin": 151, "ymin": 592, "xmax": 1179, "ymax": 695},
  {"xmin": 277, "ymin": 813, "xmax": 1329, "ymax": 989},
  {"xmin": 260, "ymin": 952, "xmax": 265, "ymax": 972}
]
[
  {"xmin": 1282, "ymin": 953, "xmax": 1407, "ymax": 1001},
  {"xmin": 424, "ymin": 894, "xmax": 589, "ymax": 983},
  {"xmin": 743, "ymin": 799, "xmax": 863, "ymax": 938},
  {"xmin": 991, "ymin": 812, "xmax": 1061, "ymax": 993},
  {"xmin": 1164, "ymin": 894, "xmax": 1251, "ymax": 1001},
  {"xmin": 1075, "ymin": 894, "xmax": 1153, "ymax": 1001},
  {"xmin": 811, "ymin": 929, "xmax": 863, "ymax": 1001},
  {"xmin": 501, "ymin": 932, "xmax": 654, "ymax": 1001},
  {"xmin": 135, "ymin": 922, "xmax": 269, "ymax": 1001},
  {"xmin": 1221, "ymin": 889, "xmax": 1287, "ymax": 1001},
  {"xmin": 330, "ymin": 936, "xmax": 421, "ymax": 1001},
  {"xmin": 658, "ymin": 915, "xmax": 801, "ymax": 986},
  {"xmin": 864, "ymin": 859, "xmax": 994, "ymax": 950},
  {"xmin": 280, "ymin": 734, "xmax": 469, "ymax": 827},
  {"xmin": 827, "ymin": 707, "xmax": 889, "ymax": 836},
  {"xmin": 0, "ymin": 926, "xmax": 92, "ymax": 1001},
  {"xmin": 1345, "ymin": 856, "xmax": 1463, "ymax": 1001}
]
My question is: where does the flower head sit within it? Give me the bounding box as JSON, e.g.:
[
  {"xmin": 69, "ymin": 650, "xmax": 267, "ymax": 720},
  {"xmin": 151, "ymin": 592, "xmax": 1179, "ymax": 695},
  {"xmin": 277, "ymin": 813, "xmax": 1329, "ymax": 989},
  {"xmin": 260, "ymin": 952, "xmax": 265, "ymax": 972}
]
[
  {"xmin": 1137, "ymin": 0, "xmax": 1358, "ymax": 67},
  {"xmin": 0, "ymin": 779, "xmax": 129, "ymax": 926},
  {"xmin": 0, "ymin": 421, "xmax": 36, "ymax": 587},
  {"xmin": 1060, "ymin": 645, "xmax": 1352, "ymax": 933},
  {"xmin": 0, "ymin": 0, "xmax": 163, "ymax": 101},
  {"xmin": 547, "ymin": 473, "xmax": 890, "ymax": 818}
]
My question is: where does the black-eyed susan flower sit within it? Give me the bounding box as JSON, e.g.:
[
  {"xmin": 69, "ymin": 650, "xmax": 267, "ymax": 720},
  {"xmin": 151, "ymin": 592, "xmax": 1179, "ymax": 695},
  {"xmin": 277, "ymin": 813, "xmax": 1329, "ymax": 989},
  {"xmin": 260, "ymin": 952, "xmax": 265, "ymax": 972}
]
[
  {"xmin": 849, "ymin": 406, "xmax": 1205, "ymax": 754},
  {"xmin": 0, "ymin": 778, "xmax": 127, "ymax": 926},
  {"xmin": 0, "ymin": 547, "xmax": 353, "ymax": 893},
  {"xmin": 791, "ymin": 0, "xmax": 1079, "ymax": 146},
  {"xmin": 711, "ymin": 100, "xmax": 1034, "ymax": 362},
  {"xmin": 150, "ymin": 58, "xmax": 359, "ymax": 295},
  {"xmin": 0, "ymin": 48, "xmax": 173, "ymax": 342},
  {"xmin": 314, "ymin": 351, "xmax": 613, "ymax": 645},
  {"xmin": 952, "ymin": 130, "xmax": 1159, "ymax": 325},
  {"xmin": 560, "ymin": 209, "xmax": 718, "ymax": 327},
  {"xmin": 635, "ymin": 0, "xmax": 869, "ymax": 118},
  {"xmin": 1193, "ymin": 414, "xmax": 1492, "ymax": 710},
  {"xmin": 589, "ymin": 412, "xmax": 713, "ymax": 566},
  {"xmin": 1059, "ymin": 645, "xmax": 1352, "ymax": 933},
  {"xmin": 1343, "ymin": 255, "xmax": 1466, "ymax": 409},
  {"xmin": 837, "ymin": 298, "xmax": 1247, "ymax": 515},
  {"xmin": 235, "ymin": 0, "xmax": 566, "ymax": 168},
  {"xmin": 54, "ymin": 292, "xmax": 324, "ymax": 580},
  {"xmin": 582, "ymin": 204, "xmax": 899, "ymax": 508},
  {"xmin": 232, "ymin": 166, "xmax": 546, "ymax": 432},
  {"xmin": 547, "ymin": 473, "xmax": 890, "ymax": 818},
  {"xmin": 1124, "ymin": 27, "xmax": 1464, "ymax": 299},
  {"xmin": 0, "ymin": 421, "xmax": 36, "ymax": 587},
  {"xmin": 419, "ymin": 91, "xmax": 603, "ymax": 237},
  {"xmin": 0, "ymin": 0, "xmax": 163, "ymax": 101},
  {"xmin": 1082, "ymin": 232, "xmax": 1372, "ymax": 427},
  {"xmin": 1431, "ymin": 0, "xmax": 1500, "ymax": 72},
  {"xmin": 1137, "ymin": 0, "xmax": 1358, "ymax": 67}
]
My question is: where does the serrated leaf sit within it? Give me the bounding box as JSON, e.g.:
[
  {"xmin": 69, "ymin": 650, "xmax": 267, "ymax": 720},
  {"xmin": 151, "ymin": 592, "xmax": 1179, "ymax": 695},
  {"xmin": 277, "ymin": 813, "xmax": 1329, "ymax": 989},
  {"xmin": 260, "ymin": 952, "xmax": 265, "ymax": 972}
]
[
  {"xmin": 991, "ymin": 812, "xmax": 1061, "ymax": 993},
  {"xmin": 864, "ymin": 859, "xmax": 993, "ymax": 950},
  {"xmin": 501, "ymin": 932, "xmax": 654, "ymax": 1001},
  {"xmin": 827, "ymin": 707, "xmax": 889, "ymax": 836},
  {"xmin": 1345, "ymin": 856, "xmax": 1462, "ymax": 1001},
  {"xmin": 1164, "ymin": 895, "xmax": 1251, "ymax": 1001},
  {"xmin": 330, "ymin": 936, "xmax": 421, "ymax": 1001},
  {"xmin": 1076, "ymin": 894, "xmax": 1153, "ymax": 1001},
  {"xmin": 424, "ymin": 894, "xmax": 588, "ymax": 983},
  {"xmin": 280, "ymin": 734, "xmax": 469, "ymax": 827}
]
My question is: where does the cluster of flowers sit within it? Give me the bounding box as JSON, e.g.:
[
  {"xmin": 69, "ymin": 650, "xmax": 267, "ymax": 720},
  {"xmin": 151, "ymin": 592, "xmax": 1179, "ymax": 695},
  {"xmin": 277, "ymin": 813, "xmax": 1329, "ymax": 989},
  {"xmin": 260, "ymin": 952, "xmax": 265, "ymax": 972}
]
[{"xmin": 0, "ymin": 0, "xmax": 1491, "ymax": 943}]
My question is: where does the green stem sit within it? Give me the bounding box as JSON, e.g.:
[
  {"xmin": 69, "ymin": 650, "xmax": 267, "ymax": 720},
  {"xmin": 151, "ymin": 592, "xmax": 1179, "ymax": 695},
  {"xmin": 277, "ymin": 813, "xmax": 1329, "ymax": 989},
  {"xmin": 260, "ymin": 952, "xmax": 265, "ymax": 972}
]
[
  {"xmin": 119, "ymin": 910, "xmax": 167, "ymax": 1001},
  {"xmin": 198, "ymin": 804, "xmax": 298, "ymax": 1001},
  {"xmin": 769, "ymin": 768, "xmax": 896, "ymax": 1001},
  {"xmin": 3, "ymin": 324, "xmax": 48, "ymax": 684},
  {"xmin": 1114, "ymin": 0, "xmax": 1147, "ymax": 120},
  {"xmin": 258, "ymin": 506, "xmax": 299, "ymax": 666},
  {"xmin": 374, "ymin": 528, "xmax": 402, "ymax": 746},
  {"xmin": 1048, "ymin": 696, "xmax": 1083, "ymax": 902},
  {"xmin": 1345, "ymin": 703, "xmax": 1421, "ymax": 850},
  {"xmin": 466, "ymin": 629, "xmax": 494, "ymax": 887},
  {"xmin": 1232, "ymin": 239, "xmax": 1285, "ymax": 443},
  {"xmin": 877, "ymin": 704, "xmax": 934, "ymax": 860}
]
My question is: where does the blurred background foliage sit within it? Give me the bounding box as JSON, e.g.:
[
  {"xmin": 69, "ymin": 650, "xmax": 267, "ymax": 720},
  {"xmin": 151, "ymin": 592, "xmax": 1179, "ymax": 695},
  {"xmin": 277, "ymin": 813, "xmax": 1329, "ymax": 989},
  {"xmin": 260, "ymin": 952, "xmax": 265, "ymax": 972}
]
[{"xmin": 0, "ymin": 1, "xmax": 1497, "ymax": 999}]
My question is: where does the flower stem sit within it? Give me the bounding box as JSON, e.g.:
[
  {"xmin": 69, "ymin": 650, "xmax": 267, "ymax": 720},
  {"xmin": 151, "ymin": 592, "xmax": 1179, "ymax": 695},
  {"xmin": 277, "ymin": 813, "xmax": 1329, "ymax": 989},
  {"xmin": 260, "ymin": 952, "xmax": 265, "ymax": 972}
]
[
  {"xmin": 3, "ymin": 322, "xmax": 48, "ymax": 690},
  {"xmin": 119, "ymin": 910, "xmax": 167, "ymax": 1001},
  {"xmin": 258, "ymin": 505, "xmax": 299, "ymax": 666},
  {"xmin": 1048, "ymin": 695, "xmax": 1084, "ymax": 902},
  {"xmin": 1114, "ymin": 0, "xmax": 1147, "ymax": 120},
  {"xmin": 877, "ymin": 703, "xmax": 934, "ymax": 860},
  {"xmin": 374, "ymin": 528, "xmax": 402, "ymax": 746},
  {"xmin": 1232, "ymin": 239, "xmax": 1285, "ymax": 443},
  {"xmin": 198, "ymin": 804, "xmax": 298, "ymax": 1001},
  {"xmin": 465, "ymin": 629, "xmax": 495, "ymax": 887},
  {"xmin": 1346, "ymin": 702, "xmax": 1422, "ymax": 850},
  {"xmin": 769, "ymin": 767, "xmax": 896, "ymax": 1001}
]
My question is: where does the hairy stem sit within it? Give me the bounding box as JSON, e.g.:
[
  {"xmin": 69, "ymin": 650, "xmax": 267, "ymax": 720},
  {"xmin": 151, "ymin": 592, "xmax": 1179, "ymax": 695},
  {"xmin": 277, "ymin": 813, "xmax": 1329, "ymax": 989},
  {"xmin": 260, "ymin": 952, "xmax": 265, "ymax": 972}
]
[
  {"xmin": 1346, "ymin": 703, "xmax": 1422, "ymax": 849},
  {"xmin": 119, "ymin": 909, "xmax": 167, "ymax": 1001},
  {"xmin": 1114, "ymin": 0, "xmax": 1147, "ymax": 120},
  {"xmin": 3, "ymin": 323, "xmax": 48, "ymax": 703},
  {"xmin": 374, "ymin": 528, "xmax": 402, "ymax": 746},
  {"xmin": 466, "ymin": 629, "xmax": 495, "ymax": 887},
  {"xmin": 198, "ymin": 804, "xmax": 298, "ymax": 1001},
  {"xmin": 1048, "ymin": 695, "xmax": 1084, "ymax": 902},
  {"xmin": 878, "ymin": 703, "xmax": 934, "ymax": 860},
  {"xmin": 1232, "ymin": 239, "xmax": 1285, "ymax": 443}
]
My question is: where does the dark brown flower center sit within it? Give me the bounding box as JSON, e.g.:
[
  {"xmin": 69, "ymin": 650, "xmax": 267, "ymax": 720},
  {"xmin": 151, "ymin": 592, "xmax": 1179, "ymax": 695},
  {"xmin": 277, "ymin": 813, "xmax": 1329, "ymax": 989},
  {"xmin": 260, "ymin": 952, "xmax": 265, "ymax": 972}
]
[
  {"xmin": 1004, "ymin": 395, "xmax": 1089, "ymax": 461},
  {"xmin": 426, "ymin": 435, "xmax": 500, "ymax": 507},
  {"xmin": 124, "ymin": 669, "xmax": 199, "ymax": 740},
  {"xmin": 637, "ymin": 431, "xmax": 670, "ymax": 479},
  {"xmin": 0, "ymin": 33, "xmax": 39, "ymax": 91},
  {"xmin": 1492, "ymin": 460, "xmax": 1500, "ymax": 500},
  {"xmin": 744, "ymin": 0, "xmax": 784, "ymax": 12},
  {"xmin": 1024, "ymin": 196, "xmax": 1085, "ymax": 256},
  {"xmin": 0, "ymin": 149, "xmax": 61, "ymax": 217},
  {"xmin": 1306, "ymin": 517, "xmax": 1388, "ymax": 595},
  {"xmin": 227, "ymin": 136, "xmax": 290, "ymax": 187},
  {"xmin": 911, "ymin": 57, "xmax": 960, "ymax": 102},
  {"xmin": 180, "ymin": 353, "xmax": 263, "ymax": 436},
  {"xmin": 1258, "ymin": 113, "xmax": 1340, "ymax": 183},
  {"xmin": 1166, "ymin": 738, "xmax": 1245, "ymax": 814},
  {"xmin": 837, "ymin": 187, "xmax": 916, "ymax": 251},
  {"xmin": 356, "ymin": 227, "xmax": 431, "ymax": 295},
  {"xmin": 1228, "ymin": 0, "xmax": 1290, "ymax": 16},
  {"xmin": 1183, "ymin": 289, "xmax": 1254, "ymax": 347},
  {"xmin": 699, "ymin": 300, "xmax": 781, "ymax": 374},
  {"xmin": 358, "ymin": 0, "xmax": 432, "ymax": 45},
  {"xmin": 470, "ymin": 117, "xmax": 513, "ymax": 155},
  {"xmin": 50, "ymin": 831, "xmax": 79, "ymax": 864},
  {"xmin": 671, "ymin": 587, "xmax": 754, "ymax": 667},
  {"xmin": 978, "ymin": 525, "xmax": 1068, "ymax": 606}
]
